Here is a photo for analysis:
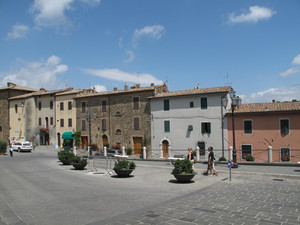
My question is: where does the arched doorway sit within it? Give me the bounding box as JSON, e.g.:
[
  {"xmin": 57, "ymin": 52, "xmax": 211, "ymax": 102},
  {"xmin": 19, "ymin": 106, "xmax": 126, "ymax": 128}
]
[
  {"xmin": 102, "ymin": 135, "xmax": 108, "ymax": 148},
  {"xmin": 162, "ymin": 140, "xmax": 169, "ymax": 158}
]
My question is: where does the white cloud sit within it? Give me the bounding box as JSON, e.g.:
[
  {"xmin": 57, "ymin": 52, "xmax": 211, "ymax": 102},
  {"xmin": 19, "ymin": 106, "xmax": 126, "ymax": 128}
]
[
  {"xmin": 228, "ymin": 6, "xmax": 276, "ymax": 24},
  {"xmin": 292, "ymin": 54, "xmax": 300, "ymax": 65},
  {"xmin": 133, "ymin": 25, "xmax": 165, "ymax": 46},
  {"xmin": 242, "ymin": 87, "xmax": 300, "ymax": 103},
  {"xmin": 92, "ymin": 85, "xmax": 107, "ymax": 92},
  {"xmin": 30, "ymin": 0, "xmax": 100, "ymax": 31},
  {"xmin": 83, "ymin": 68, "xmax": 163, "ymax": 86},
  {"xmin": 7, "ymin": 24, "xmax": 29, "ymax": 39},
  {"xmin": 123, "ymin": 50, "xmax": 136, "ymax": 64},
  {"xmin": 280, "ymin": 67, "xmax": 300, "ymax": 77},
  {"xmin": 0, "ymin": 55, "xmax": 68, "ymax": 89}
]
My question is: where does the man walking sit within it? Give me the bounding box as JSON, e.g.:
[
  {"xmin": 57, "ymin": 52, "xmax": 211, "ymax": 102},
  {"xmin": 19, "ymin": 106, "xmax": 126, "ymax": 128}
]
[{"xmin": 9, "ymin": 144, "xmax": 13, "ymax": 157}]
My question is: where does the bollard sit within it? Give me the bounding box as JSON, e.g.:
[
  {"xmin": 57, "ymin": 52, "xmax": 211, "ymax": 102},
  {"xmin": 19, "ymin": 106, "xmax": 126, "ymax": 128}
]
[
  {"xmin": 104, "ymin": 146, "xmax": 107, "ymax": 157},
  {"xmin": 268, "ymin": 146, "xmax": 272, "ymax": 163},
  {"xmin": 143, "ymin": 146, "xmax": 146, "ymax": 159},
  {"xmin": 196, "ymin": 146, "xmax": 200, "ymax": 161},
  {"xmin": 73, "ymin": 146, "xmax": 77, "ymax": 156},
  {"xmin": 122, "ymin": 146, "xmax": 125, "ymax": 156},
  {"xmin": 229, "ymin": 146, "xmax": 233, "ymax": 161}
]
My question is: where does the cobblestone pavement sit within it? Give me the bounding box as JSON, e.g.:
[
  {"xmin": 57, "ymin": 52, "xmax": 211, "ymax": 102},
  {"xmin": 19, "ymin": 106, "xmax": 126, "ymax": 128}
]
[{"xmin": 92, "ymin": 175, "xmax": 300, "ymax": 225}]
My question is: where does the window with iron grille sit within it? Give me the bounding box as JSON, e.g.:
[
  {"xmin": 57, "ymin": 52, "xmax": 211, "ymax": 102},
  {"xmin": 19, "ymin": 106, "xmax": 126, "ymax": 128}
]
[
  {"xmin": 102, "ymin": 119, "xmax": 107, "ymax": 131},
  {"xmin": 133, "ymin": 97, "xmax": 139, "ymax": 110},
  {"xmin": 190, "ymin": 101, "xmax": 194, "ymax": 108},
  {"xmin": 82, "ymin": 119, "xmax": 86, "ymax": 131},
  {"xmin": 134, "ymin": 118, "xmax": 140, "ymax": 130},
  {"xmin": 102, "ymin": 100, "xmax": 107, "ymax": 112},
  {"xmin": 241, "ymin": 145, "xmax": 252, "ymax": 159},
  {"xmin": 281, "ymin": 147, "xmax": 290, "ymax": 162}
]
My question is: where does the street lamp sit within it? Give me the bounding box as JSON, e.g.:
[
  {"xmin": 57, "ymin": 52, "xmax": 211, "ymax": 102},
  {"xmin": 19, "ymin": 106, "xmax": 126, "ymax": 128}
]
[{"xmin": 229, "ymin": 88, "xmax": 242, "ymax": 168}]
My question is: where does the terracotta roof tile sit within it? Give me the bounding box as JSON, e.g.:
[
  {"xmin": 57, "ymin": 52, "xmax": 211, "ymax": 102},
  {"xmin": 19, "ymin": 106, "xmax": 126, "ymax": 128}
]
[
  {"xmin": 234, "ymin": 101, "xmax": 300, "ymax": 114},
  {"xmin": 149, "ymin": 86, "xmax": 232, "ymax": 99}
]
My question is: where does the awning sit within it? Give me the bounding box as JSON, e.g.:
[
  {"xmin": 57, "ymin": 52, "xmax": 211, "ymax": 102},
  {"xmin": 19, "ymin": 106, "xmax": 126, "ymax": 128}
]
[{"xmin": 62, "ymin": 132, "xmax": 74, "ymax": 139}]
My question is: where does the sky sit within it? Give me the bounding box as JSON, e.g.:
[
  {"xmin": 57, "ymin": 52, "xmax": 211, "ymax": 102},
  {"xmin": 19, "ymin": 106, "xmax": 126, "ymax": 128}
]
[{"xmin": 0, "ymin": 0, "xmax": 300, "ymax": 103}]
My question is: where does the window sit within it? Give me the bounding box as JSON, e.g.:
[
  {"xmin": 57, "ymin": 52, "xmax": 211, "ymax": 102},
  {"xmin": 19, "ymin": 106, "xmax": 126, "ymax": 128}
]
[
  {"xmin": 102, "ymin": 119, "xmax": 107, "ymax": 131},
  {"xmin": 38, "ymin": 118, "xmax": 42, "ymax": 126},
  {"xmin": 50, "ymin": 101, "xmax": 53, "ymax": 110},
  {"xmin": 281, "ymin": 147, "xmax": 290, "ymax": 162},
  {"xmin": 133, "ymin": 97, "xmax": 139, "ymax": 110},
  {"xmin": 0, "ymin": 126, "xmax": 2, "ymax": 132},
  {"xmin": 102, "ymin": 100, "xmax": 107, "ymax": 112},
  {"xmin": 82, "ymin": 119, "xmax": 86, "ymax": 131},
  {"xmin": 244, "ymin": 120, "xmax": 252, "ymax": 134},
  {"xmin": 82, "ymin": 102, "xmax": 86, "ymax": 113},
  {"xmin": 38, "ymin": 102, "xmax": 42, "ymax": 110},
  {"xmin": 190, "ymin": 101, "xmax": 194, "ymax": 108},
  {"xmin": 280, "ymin": 119, "xmax": 289, "ymax": 134},
  {"xmin": 60, "ymin": 119, "xmax": 64, "ymax": 127},
  {"xmin": 50, "ymin": 117, "xmax": 53, "ymax": 125},
  {"xmin": 201, "ymin": 122, "xmax": 211, "ymax": 134},
  {"xmin": 201, "ymin": 97, "xmax": 207, "ymax": 109},
  {"xmin": 164, "ymin": 120, "xmax": 170, "ymax": 132},
  {"xmin": 134, "ymin": 118, "xmax": 140, "ymax": 130},
  {"xmin": 241, "ymin": 145, "xmax": 252, "ymax": 159},
  {"xmin": 116, "ymin": 129, "xmax": 121, "ymax": 135},
  {"xmin": 164, "ymin": 99, "xmax": 170, "ymax": 111},
  {"xmin": 68, "ymin": 118, "xmax": 72, "ymax": 127},
  {"xmin": 60, "ymin": 102, "xmax": 64, "ymax": 111},
  {"xmin": 68, "ymin": 101, "xmax": 72, "ymax": 110},
  {"xmin": 15, "ymin": 104, "xmax": 18, "ymax": 113},
  {"xmin": 197, "ymin": 142, "xmax": 205, "ymax": 155}
]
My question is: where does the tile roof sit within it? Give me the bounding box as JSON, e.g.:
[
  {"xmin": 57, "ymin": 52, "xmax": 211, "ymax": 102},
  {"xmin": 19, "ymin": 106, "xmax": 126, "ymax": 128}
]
[
  {"xmin": 149, "ymin": 86, "xmax": 232, "ymax": 99},
  {"xmin": 233, "ymin": 101, "xmax": 300, "ymax": 114},
  {"xmin": 9, "ymin": 88, "xmax": 73, "ymax": 100},
  {"xmin": 74, "ymin": 84, "xmax": 166, "ymax": 99},
  {"xmin": 0, "ymin": 84, "xmax": 36, "ymax": 92}
]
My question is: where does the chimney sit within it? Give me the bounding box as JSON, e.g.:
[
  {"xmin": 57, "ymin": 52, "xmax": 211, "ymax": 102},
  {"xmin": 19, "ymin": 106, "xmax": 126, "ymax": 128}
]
[
  {"xmin": 113, "ymin": 87, "xmax": 118, "ymax": 91},
  {"xmin": 272, "ymin": 100, "xmax": 275, "ymax": 103},
  {"xmin": 40, "ymin": 88, "xmax": 46, "ymax": 91},
  {"xmin": 151, "ymin": 83, "xmax": 154, "ymax": 87},
  {"xmin": 124, "ymin": 83, "xmax": 129, "ymax": 91},
  {"xmin": 7, "ymin": 82, "xmax": 16, "ymax": 87},
  {"xmin": 292, "ymin": 99, "xmax": 297, "ymax": 102}
]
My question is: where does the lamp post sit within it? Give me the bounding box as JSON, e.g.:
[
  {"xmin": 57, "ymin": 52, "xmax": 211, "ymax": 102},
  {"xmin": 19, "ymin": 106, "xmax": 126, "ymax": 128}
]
[{"xmin": 229, "ymin": 88, "xmax": 242, "ymax": 168}]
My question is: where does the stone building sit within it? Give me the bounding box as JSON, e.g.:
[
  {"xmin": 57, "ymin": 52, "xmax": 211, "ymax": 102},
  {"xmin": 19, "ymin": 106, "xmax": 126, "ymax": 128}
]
[
  {"xmin": 55, "ymin": 88, "xmax": 95, "ymax": 147},
  {"xmin": 0, "ymin": 82, "xmax": 35, "ymax": 143},
  {"xmin": 74, "ymin": 84, "xmax": 168, "ymax": 154},
  {"xmin": 9, "ymin": 87, "xmax": 72, "ymax": 145}
]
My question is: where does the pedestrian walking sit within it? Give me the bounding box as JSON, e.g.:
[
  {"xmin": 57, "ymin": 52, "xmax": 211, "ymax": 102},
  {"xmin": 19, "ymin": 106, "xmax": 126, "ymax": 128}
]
[
  {"xmin": 203, "ymin": 146, "xmax": 217, "ymax": 175},
  {"xmin": 9, "ymin": 144, "xmax": 13, "ymax": 157}
]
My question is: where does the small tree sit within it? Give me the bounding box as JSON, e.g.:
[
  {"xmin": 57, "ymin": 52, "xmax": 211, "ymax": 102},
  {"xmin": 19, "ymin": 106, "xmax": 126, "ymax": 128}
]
[
  {"xmin": 74, "ymin": 131, "xmax": 81, "ymax": 147},
  {"xmin": 0, "ymin": 141, "xmax": 7, "ymax": 155}
]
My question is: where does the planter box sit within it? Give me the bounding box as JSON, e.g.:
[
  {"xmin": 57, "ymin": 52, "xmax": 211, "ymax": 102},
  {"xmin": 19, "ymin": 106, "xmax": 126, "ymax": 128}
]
[
  {"xmin": 72, "ymin": 163, "xmax": 86, "ymax": 170},
  {"xmin": 114, "ymin": 169, "xmax": 133, "ymax": 177},
  {"xmin": 173, "ymin": 173, "xmax": 196, "ymax": 183}
]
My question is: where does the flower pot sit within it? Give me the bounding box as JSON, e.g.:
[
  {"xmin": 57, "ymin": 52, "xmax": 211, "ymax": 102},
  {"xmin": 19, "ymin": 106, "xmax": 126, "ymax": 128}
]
[
  {"xmin": 173, "ymin": 173, "xmax": 196, "ymax": 183},
  {"xmin": 72, "ymin": 163, "xmax": 86, "ymax": 170},
  {"xmin": 114, "ymin": 169, "xmax": 133, "ymax": 177}
]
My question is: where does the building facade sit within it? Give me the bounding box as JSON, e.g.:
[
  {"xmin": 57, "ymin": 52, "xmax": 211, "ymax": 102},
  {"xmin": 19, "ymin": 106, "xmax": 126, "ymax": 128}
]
[
  {"xmin": 226, "ymin": 100, "xmax": 300, "ymax": 163},
  {"xmin": 149, "ymin": 86, "xmax": 232, "ymax": 159},
  {"xmin": 0, "ymin": 82, "xmax": 35, "ymax": 143},
  {"xmin": 75, "ymin": 84, "xmax": 168, "ymax": 154}
]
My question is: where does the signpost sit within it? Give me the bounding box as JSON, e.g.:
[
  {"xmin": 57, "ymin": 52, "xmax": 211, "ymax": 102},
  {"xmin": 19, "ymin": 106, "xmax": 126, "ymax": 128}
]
[{"xmin": 227, "ymin": 160, "xmax": 232, "ymax": 181}]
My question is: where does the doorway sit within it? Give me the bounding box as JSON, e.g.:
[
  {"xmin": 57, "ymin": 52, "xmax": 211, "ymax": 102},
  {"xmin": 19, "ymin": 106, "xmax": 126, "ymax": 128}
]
[
  {"xmin": 81, "ymin": 136, "xmax": 88, "ymax": 149},
  {"xmin": 162, "ymin": 140, "xmax": 169, "ymax": 158},
  {"xmin": 133, "ymin": 137, "xmax": 143, "ymax": 154}
]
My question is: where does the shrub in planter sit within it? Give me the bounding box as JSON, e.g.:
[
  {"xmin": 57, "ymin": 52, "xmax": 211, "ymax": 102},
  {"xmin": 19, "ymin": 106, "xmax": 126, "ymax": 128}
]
[
  {"xmin": 58, "ymin": 150, "xmax": 74, "ymax": 165},
  {"xmin": 172, "ymin": 159, "xmax": 196, "ymax": 183},
  {"xmin": 0, "ymin": 142, "xmax": 7, "ymax": 155},
  {"xmin": 246, "ymin": 155, "xmax": 255, "ymax": 161},
  {"xmin": 70, "ymin": 156, "xmax": 87, "ymax": 170},
  {"xmin": 126, "ymin": 148, "xmax": 133, "ymax": 156},
  {"xmin": 113, "ymin": 160, "xmax": 136, "ymax": 177},
  {"xmin": 218, "ymin": 156, "xmax": 227, "ymax": 162}
]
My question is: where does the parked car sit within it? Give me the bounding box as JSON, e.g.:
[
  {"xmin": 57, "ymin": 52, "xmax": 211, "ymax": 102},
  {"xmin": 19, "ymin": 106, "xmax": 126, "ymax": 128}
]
[
  {"xmin": 107, "ymin": 149, "xmax": 122, "ymax": 157},
  {"xmin": 12, "ymin": 142, "xmax": 32, "ymax": 152}
]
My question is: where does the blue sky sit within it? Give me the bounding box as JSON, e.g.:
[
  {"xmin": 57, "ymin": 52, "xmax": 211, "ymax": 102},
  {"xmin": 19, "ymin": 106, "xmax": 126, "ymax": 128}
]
[{"xmin": 1, "ymin": 0, "xmax": 299, "ymax": 103}]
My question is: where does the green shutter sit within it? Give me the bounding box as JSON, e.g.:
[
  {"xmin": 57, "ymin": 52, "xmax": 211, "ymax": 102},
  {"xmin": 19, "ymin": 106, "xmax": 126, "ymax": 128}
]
[{"xmin": 164, "ymin": 121, "xmax": 170, "ymax": 132}]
